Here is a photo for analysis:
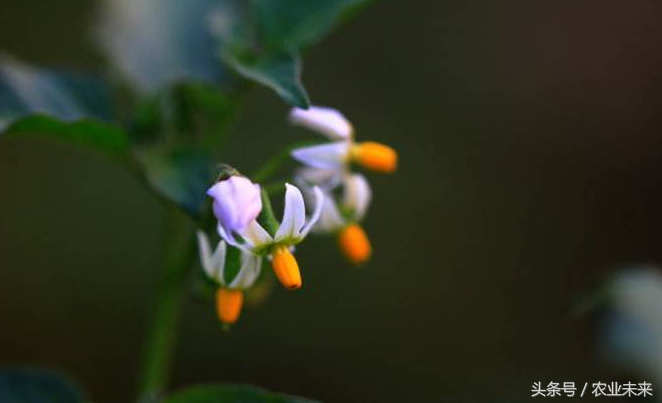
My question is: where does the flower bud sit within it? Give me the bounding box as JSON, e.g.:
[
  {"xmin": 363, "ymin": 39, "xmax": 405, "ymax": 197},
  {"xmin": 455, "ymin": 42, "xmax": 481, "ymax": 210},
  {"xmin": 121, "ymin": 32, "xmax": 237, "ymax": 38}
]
[
  {"xmin": 216, "ymin": 288, "xmax": 244, "ymax": 324},
  {"xmin": 338, "ymin": 224, "xmax": 372, "ymax": 264},
  {"xmin": 351, "ymin": 142, "xmax": 397, "ymax": 173},
  {"xmin": 207, "ymin": 176, "xmax": 262, "ymax": 236},
  {"xmin": 271, "ymin": 245, "xmax": 302, "ymax": 290}
]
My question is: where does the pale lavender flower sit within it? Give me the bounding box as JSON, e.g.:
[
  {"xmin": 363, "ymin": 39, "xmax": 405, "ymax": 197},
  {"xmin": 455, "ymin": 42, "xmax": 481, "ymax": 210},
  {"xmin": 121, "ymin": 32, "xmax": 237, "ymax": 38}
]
[{"xmin": 207, "ymin": 176, "xmax": 262, "ymax": 242}]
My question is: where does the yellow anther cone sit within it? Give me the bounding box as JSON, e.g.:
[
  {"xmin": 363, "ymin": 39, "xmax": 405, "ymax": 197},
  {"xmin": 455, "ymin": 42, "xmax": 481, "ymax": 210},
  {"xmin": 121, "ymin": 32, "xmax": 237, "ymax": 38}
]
[
  {"xmin": 338, "ymin": 223, "xmax": 372, "ymax": 264},
  {"xmin": 351, "ymin": 141, "xmax": 397, "ymax": 173},
  {"xmin": 216, "ymin": 288, "xmax": 244, "ymax": 324},
  {"xmin": 271, "ymin": 246, "xmax": 302, "ymax": 290}
]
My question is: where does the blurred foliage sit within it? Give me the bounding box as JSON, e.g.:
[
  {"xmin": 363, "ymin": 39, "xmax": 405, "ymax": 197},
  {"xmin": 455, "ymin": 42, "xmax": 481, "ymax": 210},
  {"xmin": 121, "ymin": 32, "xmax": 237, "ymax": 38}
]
[
  {"xmin": 0, "ymin": 0, "xmax": 375, "ymax": 220},
  {"xmin": 0, "ymin": 370, "xmax": 83, "ymax": 403},
  {"xmin": 165, "ymin": 385, "xmax": 318, "ymax": 403},
  {"xmin": 3, "ymin": 0, "xmax": 662, "ymax": 402},
  {"xmin": 0, "ymin": 0, "xmax": 377, "ymax": 402}
]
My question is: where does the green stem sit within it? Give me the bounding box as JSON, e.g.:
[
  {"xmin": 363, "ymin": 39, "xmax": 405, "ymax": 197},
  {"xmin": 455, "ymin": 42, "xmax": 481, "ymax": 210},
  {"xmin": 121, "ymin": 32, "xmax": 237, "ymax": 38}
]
[
  {"xmin": 137, "ymin": 208, "xmax": 196, "ymax": 403},
  {"xmin": 250, "ymin": 140, "xmax": 322, "ymax": 183},
  {"xmin": 262, "ymin": 180, "xmax": 287, "ymax": 196},
  {"xmin": 256, "ymin": 189, "xmax": 280, "ymax": 235},
  {"xmin": 251, "ymin": 147, "xmax": 293, "ymax": 183}
]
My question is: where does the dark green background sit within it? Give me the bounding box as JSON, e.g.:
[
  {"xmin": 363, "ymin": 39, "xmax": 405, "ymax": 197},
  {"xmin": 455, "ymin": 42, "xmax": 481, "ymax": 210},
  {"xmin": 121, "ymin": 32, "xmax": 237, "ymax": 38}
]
[{"xmin": 1, "ymin": 1, "xmax": 661, "ymax": 402}]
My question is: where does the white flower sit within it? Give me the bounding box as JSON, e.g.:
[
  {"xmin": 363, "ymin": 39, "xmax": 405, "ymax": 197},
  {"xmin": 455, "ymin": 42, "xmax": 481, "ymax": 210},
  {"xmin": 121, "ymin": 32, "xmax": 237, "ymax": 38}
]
[
  {"xmin": 304, "ymin": 174, "xmax": 373, "ymax": 265},
  {"xmin": 215, "ymin": 183, "xmax": 324, "ymax": 289},
  {"xmin": 314, "ymin": 174, "xmax": 371, "ymax": 233},
  {"xmin": 289, "ymin": 106, "xmax": 397, "ymax": 173},
  {"xmin": 207, "ymin": 176, "xmax": 262, "ymax": 243},
  {"xmin": 196, "ymin": 231, "xmax": 262, "ymax": 290},
  {"xmin": 196, "ymin": 231, "xmax": 263, "ymax": 324},
  {"xmin": 217, "ymin": 183, "xmax": 324, "ymax": 254}
]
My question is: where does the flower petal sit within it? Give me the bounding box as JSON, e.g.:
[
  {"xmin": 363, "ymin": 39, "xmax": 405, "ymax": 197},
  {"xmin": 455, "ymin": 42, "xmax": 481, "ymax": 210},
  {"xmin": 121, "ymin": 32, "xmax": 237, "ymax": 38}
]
[
  {"xmin": 197, "ymin": 231, "xmax": 213, "ymax": 275},
  {"xmin": 242, "ymin": 220, "xmax": 274, "ymax": 250},
  {"xmin": 291, "ymin": 141, "xmax": 350, "ymax": 169},
  {"xmin": 294, "ymin": 166, "xmax": 343, "ymax": 191},
  {"xmin": 197, "ymin": 231, "xmax": 226, "ymax": 282},
  {"xmin": 313, "ymin": 192, "xmax": 345, "ymax": 233},
  {"xmin": 207, "ymin": 176, "xmax": 262, "ymax": 234},
  {"xmin": 299, "ymin": 186, "xmax": 325, "ymax": 239},
  {"xmin": 210, "ymin": 241, "xmax": 228, "ymax": 281},
  {"xmin": 275, "ymin": 184, "xmax": 307, "ymax": 241},
  {"xmin": 289, "ymin": 106, "xmax": 353, "ymax": 140},
  {"xmin": 217, "ymin": 223, "xmax": 240, "ymax": 248},
  {"xmin": 343, "ymin": 174, "xmax": 372, "ymax": 221},
  {"xmin": 228, "ymin": 252, "xmax": 262, "ymax": 289}
]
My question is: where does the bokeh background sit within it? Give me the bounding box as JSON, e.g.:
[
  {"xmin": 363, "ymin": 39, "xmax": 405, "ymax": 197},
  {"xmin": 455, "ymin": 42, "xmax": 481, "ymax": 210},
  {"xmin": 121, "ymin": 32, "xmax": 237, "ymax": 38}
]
[{"xmin": 1, "ymin": 1, "xmax": 662, "ymax": 402}]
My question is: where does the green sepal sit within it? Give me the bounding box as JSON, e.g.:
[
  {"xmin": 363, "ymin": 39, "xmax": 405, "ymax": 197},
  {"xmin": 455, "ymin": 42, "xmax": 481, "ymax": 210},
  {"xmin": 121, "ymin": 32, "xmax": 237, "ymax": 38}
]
[{"xmin": 216, "ymin": 164, "xmax": 241, "ymax": 182}]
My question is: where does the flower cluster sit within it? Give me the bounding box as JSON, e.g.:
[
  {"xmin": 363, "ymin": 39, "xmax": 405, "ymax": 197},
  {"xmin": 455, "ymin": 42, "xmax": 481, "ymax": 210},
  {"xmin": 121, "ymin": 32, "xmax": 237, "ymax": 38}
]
[
  {"xmin": 197, "ymin": 106, "xmax": 397, "ymax": 324},
  {"xmin": 290, "ymin": 106, "xmax": 397, "ymax": 264}
]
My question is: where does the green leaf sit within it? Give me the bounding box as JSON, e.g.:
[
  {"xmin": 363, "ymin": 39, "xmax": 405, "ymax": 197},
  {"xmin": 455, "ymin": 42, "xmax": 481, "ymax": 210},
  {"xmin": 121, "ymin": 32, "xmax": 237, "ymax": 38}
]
[
  {"xmin": 0, "ymin": 370, "xmax": 84, "ymax": 403},
  {"xmin": 98, "ymin": 0, "xmax": 376, "ymax": 106},
  {"xmin": 135, "ymin": 146, "xmax": 217, "ymax": 219},
  {"xmin": 2, "ymin": 115, "xmax": 129, "ymax": 157},
  {"xmin": 131, "ymin": 83, "xmax": 236, "ymax": 148},
  {"xmin": 224, "ymin": 52, "xmax": 309, "ymax": 109},
  {"xmin": 165, "ymin": 384, "xmax": 319, "ymax": 403},
  {"xmin": 0, "ymin": 57, "xmax": 129, "ymax": 157},
  {"xmin": 221, "ymin": 0, "xmax": 374, "ymax": 107},
  {"xmin": 253, "ymin": 0, "xmax": 373, "ymax": 51},
  {"xmin": 129, "ymin": 83, "xmax": 238, "ymax": 219}
]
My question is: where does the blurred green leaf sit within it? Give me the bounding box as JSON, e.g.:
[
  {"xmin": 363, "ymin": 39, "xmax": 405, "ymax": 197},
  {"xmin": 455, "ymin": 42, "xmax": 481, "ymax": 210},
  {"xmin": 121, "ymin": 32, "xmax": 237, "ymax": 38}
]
[
  {"xmin": 129, "ymin": 83, "xmax": 238, "ymax": 219},
  {"xmin": 0, "ymin": 57, "xmax": 129, "ymax": 156},
  {"xmin": 225, "ymin": 52, "xmax": 309, "ymax": 109},
  {"xmin": 0, "ymin": 370, "xmax": 83, "ymax": 403},
  {"xmin": 221, "ymin": 0, "xmax": 374, "ymax": 107},
  {"xmin": 134, "ymin": 146, "xmax": 217, "ymax": 219},
  {"xmin": 131, "ymin": 83, "xmax": 236, "ymax": 148},
  {"xmin": 2, "ymin": 116, "xmax": 129, "ymax": 157},
  {"xmin": 97, "ymin": 0, "xmax": 375, "ymax": 106},
  {"xmin": 165, "ymin": 384, "xmax": 318, "ymax": 403},
  {"xmin": 253, "ymin": 0, "xmax": 373, "ymax": 51}
]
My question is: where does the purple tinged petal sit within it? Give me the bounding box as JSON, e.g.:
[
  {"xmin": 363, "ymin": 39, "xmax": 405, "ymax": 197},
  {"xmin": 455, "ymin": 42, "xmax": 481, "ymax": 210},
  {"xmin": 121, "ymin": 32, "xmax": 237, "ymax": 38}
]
[
  {"xmin": 207, "ymin": 176, "xmax": 262, "ymax": 236},
  {"xmin": 289, "ymin": 106, "xmax": 353, "ymax": 140}
]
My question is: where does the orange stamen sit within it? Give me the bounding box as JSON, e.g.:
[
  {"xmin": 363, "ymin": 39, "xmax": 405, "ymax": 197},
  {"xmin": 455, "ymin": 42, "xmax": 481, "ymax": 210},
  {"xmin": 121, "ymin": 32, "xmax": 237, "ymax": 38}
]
[
  {"xmin": 338, "ymin": 223, "xmax": 372, "ymax": 264},
  {"xmin": 351, "ymin": 141, "xmax": 397, "ymax": 173},
  {"xmin": 216, "ymin": 288, "xmax": 244, "ymax": 324},
  {"xmin": 271, "ymin": 246, "xmax": 302, "ymax": 290}
]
